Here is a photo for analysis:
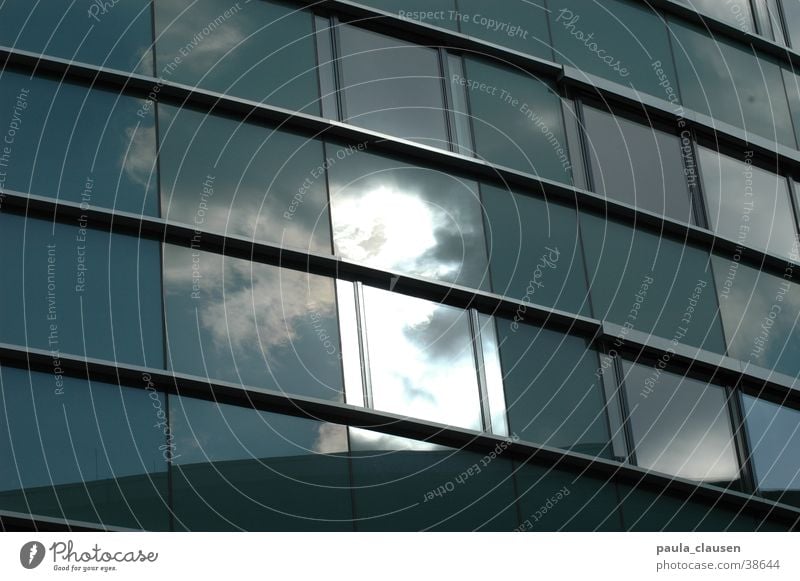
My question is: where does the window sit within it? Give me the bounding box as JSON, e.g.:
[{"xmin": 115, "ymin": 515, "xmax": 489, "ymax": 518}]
[
  {"xmin": 328, "ymin": 146, "xmax": 490, "ymax": 290},
  {"xmin": 355, "ymin": 0, "xmax": 458, "ymax": 30},
  {"xmin": 155, "ymin": 0, "xmax": 320, "ymax": 113},
  {"xmin": 670, "ymin": 19, "xmax": 796, "ymax": 148},
  {"xmin": 698, "ymin": 146, "xmax": 797, "ymax": 260},
  {"xmin": 742, "ymin": 395, "xmax": 800, "ymax": 508},
  {"xmin": 163, "ymin": 246, "xmax": 344, "ymax": 402},
  {"xmin": 620, "ymin": 359, "xmax": 742, "ymax": 487},
  {"xmin": 495, "ymin": 319, "xmax": 612, "ymax": 458},
  {"xmin": 463, "ymin": 57, "xmax": 572, "ymax": 182},
  {"xmin": 580, "ymin": 212, "xmax": 727, "ymax": 353},
  {"xmin": 782, "ymin": 68, "xmax": 800, "ymax": 151},
  {"xmin": 456, "ymin": 0, "xmax": 552, "ymax": 60},
  {"xmin": 582, "ymin": 105, "xmax": 695, "ymax": 224},
  {"xmin": 0, "ymin": 72, "xmax": 158, "ymax": 216},
  {"xmin": 159, "ymin": 104, "xmax": 332, "ymax": 253},
  {"xmin": 676, "ymin": 0, "xmax": 755, "ymax": 32},
  {"xmin": 336, "ymin": 24, "xmax": 450, "ymax": 147},
  {"xmin": 0, "ymin": 214, "xmax": 164, "ymax": 367},
  {"xmin": 170, "ymin": 396, "xmax": 353, "ymax": 530},
  {"xmin": 782, "ymin": 0, "xmax": 800, "ymax": 48},
  {"xmin": 0, "ymin": 0, "xmax": 153, "ymax": 73},
  {"xmin": 0, "ymin": 367, "xmax": 168, "ymax": 529}
]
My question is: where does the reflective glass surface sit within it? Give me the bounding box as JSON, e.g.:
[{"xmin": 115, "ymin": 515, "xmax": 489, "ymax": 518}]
[
  {"xmin": 463, "ymin": 57, "xmax": 572, "ymax": 183},
  {"xmin": 163, "ymin": 245, "xmax": 344, "ymax": 401},
  {"xmin": 621, "ymin": 360, "xmax": 741, "ymax": 487},
  {"xmin": 582, "ymin": 106, "xmax": 695, "ymax": 223},
  {"xmin": 781, "ymin": 68, "xmax": 800, "ymax": 154},
  {"xmin": 783, "ymin": 0, "xmax": 800, "ymax": 48},
  {"xmin": 0, "ymin": 71, "xmax": 158, "ymax": 216},
  {"xmin": 0, "ymin": 214, "xmax": 164, "ymax": 367},
  {"xmin": 675, "ymin": 0, "xmax": 755, "ymax": 32},
  {"xmin": 456, "ymin": 0, "xmax": 552, "ymax": 60},
  {"xmin": 159, "ymin": 104, "xmax": 331, "ymax": 253},
  {"xmin": 171, "ymin": 396, "xmax": 353, "ymax": 530},
  {"xmin": 354, "ymin": 0, "xmax": 458, "ymax": 30},
  {"xmin": 742, "ymin": 395, "xmax": 800, "ymax": 508},
  {"xmin": 154, "ymin": 0, "xmax": 320, "ymax": 113},
  {"xmin": 361, "ymin": 287, "xmax": 483, "ymax": 430},
  {"xmin": 0, "ymin": 367, "xmax": 168, "ymax": 529},
  {"xmin": 0, "ymin": 0, "xmax": 153, "ymax": 74},
  {"xmin": 698, "ymin": 146, "xmax": 797, "ymax": 261},
  {"xmin": 337, "ymin": 24, "xmax": 449, "ymax": 147},
  {"xmin": 328, "ymin": 146, "xmax": 490, "ymax": 290}
]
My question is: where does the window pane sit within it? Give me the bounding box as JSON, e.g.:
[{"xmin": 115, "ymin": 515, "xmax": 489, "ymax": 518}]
[
  {"xmin": 0, "ymin": 71, "xmax": 158, "ymax": 216},
  {"xmin": 670, "ymin": 19, "xmax": 796, "ymax": 148},
  {"xmin": 349, "ymin": 428, "xmax": 519, "ymax": 530},
  {"xmin": 781, "ymin": 68, "xmax": 800, "ymax": 153},
  {"xmin": 548, "ymin": 0, "xmax": 676, "ymax": 97},
  {"xmin": 163, "ymin": 245, "xmax": 344, "ymax": 402},
  {"xmin": 456, "ymin": 0, "xmax": 552, "ymax": 60},
  {"xmin": 328, "ymin": 146, "xmax": 490, "ymax": 290},
  {"xmin": 171, "ymin": 396, "xmax": 352, "ymax": 530},
  {"xmin": 698, "ymin": 146, "xmax": 797, "ymax": 261},
  {"xmin": 463, "ymin": 57, "xmax": 572, "ymax": 183},
  {"xmin": 154, "ymin": 0, "xmax": 320, "ymax": 113},
  {"xmin": 712, "ymin": 254, "xmax": 800, "ymax": 377},
  {"xmin": 481, "ymin": 183, "xmax": 591, "ymax": 315},
  {"xmin": 582, "ymin": 106, "xmax": 695, "ymax": 224},
  {"xmin": 783, "ymin": 0, "xmax": 800, "ymax": 48},
  {"xmin": 361, "ymin": 287, "xmax": 483, "ymax": 430},
  {"xmin": 159, "ymin": 105, "xmax": 332, "ymax": 253},
  {"xmin": 675, "ymin": 0, "xmax": 755, "ymax": 32},
  {"xmin": 496, "ymin": 319, "xmax": 612, "ymax": 458},
  {"xmin": 0, "ymin": 0, "xmax": 153, "ymax": 74},
  {"xmin": 621, "ymin": 360, "xmax": 741, "ymax": 487},
  {"xmin": 0, "ymin": 367, "xmax": 168, "ymax": 530},
  {"xmin": 355, "ymin": 0, "xmax": 458, "ymax": 30},
  {"xmin": 0, "ymin": 214, "xmax": 164, "ymax": 367},
  {"xmin": 742, "ymin": 395, "xmax": 800, "ymax": 507},
  {"xmin": 580, "ymin": 212, "xmax": 727, "ymax": 353},
  {"xmin": 337, "ymin": 24, "xmax": 449, "ymax": 148}
]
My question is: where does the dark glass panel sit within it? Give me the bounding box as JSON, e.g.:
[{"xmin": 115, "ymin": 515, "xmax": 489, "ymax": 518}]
[
  {"xmin": 354, "ymin": 0, "xmax": 458, "ymax": 30},
  {"xmin": 456, "ymin": 0, "xmax": 552, "ymax": 60},
  {"xmin": 783, "ymin": 0, "xmax": 800, "ymax": 48}
]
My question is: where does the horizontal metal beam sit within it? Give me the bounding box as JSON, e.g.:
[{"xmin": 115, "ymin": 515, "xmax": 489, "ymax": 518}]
[{"xmin": 0, "ymin": 509, "xmax": 133, "ymax": 532}]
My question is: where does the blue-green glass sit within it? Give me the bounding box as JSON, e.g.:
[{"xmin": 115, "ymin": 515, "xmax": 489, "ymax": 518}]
[
  {"xmin": 171, "ymin": 396, "xmax": 353, "ymax": 531},
  {"xmin": 348, "ymin": 429, "xmax": 519, "ymax": 531},
  {"xmin": 0, "ymin": 0, "xmax": 153, "ymax": 74},
  {"xmin": 464, "ymin": 57, "xmax": 572, "ymax": 182},
  {"xmin": 163, "ymin": 245, "xmax": 344, "ymax": 402},
  {"xmin": 674, "ymin": 0, "xmax": 755, "ymax": 32},
  {"xmin": 784, "ymin": 0, "xmax": 800, "ymax": 49},
  {"xmin": 154, "ymin": 0, "xmax": 320, "ymax": 114},
  {"xmin": 0, "ymin": 367, "xmax": 168, "ymax": 530},
  {"xmin": 0, "ymin": 214, "xmax": 164, "ymax": 367},
  {"xmin": 159, "ymin": 104, "xmax": 331, "ymax": 253},
  {"xmin": 456, "ymin": 0, "xmax": 552, "ymax": 60},
  {"xmin": 0, "ymin": 71, "xmax": 158, "ymax": 216},
  {"xmin": 355, "ymin": 0, "xmax": 457, "ymax": 30},
  {"xmin": 481, "ymin": 183, "xmax": 590, "ymax": 315},
  {"xmin": 580, "ymin": 211, "xmax": 727, "ymax": 353},
  {"xmin": 712, "ymin": 254, "xmax": 800, "ymax": 377},
  {"xmin": 670, "ymin": 18, "xmax": 796, "ymax": 148},
  {"xmin": 782, "ymin": 67, "xmax": 800, "ymax": 152},
  {"xmin": 548, "ymin": 0, "xmax": 676, "ymax": 97},
  {"xmin": 496, "ymin": 319, "xmax": 612, "ymax": 458},
  {"xmin": 742, "ymin": 395, "xmax": 800, "ymax": 508}
]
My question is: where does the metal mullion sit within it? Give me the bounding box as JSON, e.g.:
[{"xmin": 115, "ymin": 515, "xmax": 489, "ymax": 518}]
[
  {"xmin": 353, "ymin": 282, "xmax": 374, "ymax": 410},
  {"xmin": 469, "ymin": 309, "xmax": 493, "ymax": 434}
]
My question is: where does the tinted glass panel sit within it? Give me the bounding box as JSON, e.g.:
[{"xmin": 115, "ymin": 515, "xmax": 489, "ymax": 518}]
[
  {"xmin": 580, "ymin": 212, "xmax": 727, "ymax": 353},
  {"xmin": 349, "ymin": 429, "xmax": 519, "ymax": 530},
  {"xmin": 164, "ymin": 245, "xmax": 344, "ymax": 401},
  {"xmin": 0, "ymin": 71, "xmax": 158, "ymax": 216},
  {"xmin": 0, "ymin": 367, "xmax": 168, "ymax": 529},
  {"xmin": 159, "ymin": 105, "xmax": 331, "ymax": 253},
  {"xmin": 328, "ymin": 146, "xmax": 490, "ymax": 290},
  {"xmin": 457, "ymin": 0, "xmax": 552, "ymax": 60},
  {"xmin": 355, "ymin": 0, "xmax": 458, "ymax": 30},
  {"xmin": 670, "ymin": 19, "xmax": 796, "ymax": 148},
  {"xmin": 548, "ymin": 0, "xmax": 676, "ymax": 97},
  {"xmin": 698, "ymin": 146, "xmax": 797, "ymax": 260},
  {"xmin": 463, "ymin": 57, "xmax": 572, "ymax": 183},
  {"xmin": 784, "ymin": 0, "xmax": 800, "ymax": 48},
  {"xmin": 481, "ymin": 183, "xmax": 590, "ymax": 315},
  {"xmin": 712, "ymin": 254, "xmax": 800, "ymax": 377},
  {"xmin": 742, "ymin": 395, "xmax": 800, "ymax": 507},
  {"xmin": 337, "ymin": 24, "xmax": 449, "ymax": 148},
  {"xmin": 171, "ymin": 396, "xmax": 353, "ymax": 530},
  {"xmin": 0, "ymin": 214, "xmax": 163, "ymax": 367},
  {"xmin": 496, "ymin": 319, "xmax": 612, "ymax": 458},
  {"xmin": 0, "ymin": 0, "xmax": 153, "ymax": 74},
  {"xmin": 361, "ymin": 287, "xmax": 483, "ymax": 430},
  {"xmin": 155, "ymin": 0, "xmax": 319, "ymax": 113},
  {"xmin": 781, "ymin": 68, "xmax": 800, "ymax": 153},
  {"xmin": 675, "ymin": 0, "xmax": 755, "ymax": 32},
  {"xmin": 583, "ymin": 106, "xmax": 695, "ymax": 223},
  {"xmin": 621, "ymin": 360, "xmax": 741, "ymax": 487}
]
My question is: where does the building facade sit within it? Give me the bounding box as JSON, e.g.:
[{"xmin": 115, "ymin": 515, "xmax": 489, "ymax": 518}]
[{"xmin": 0, "ymin": 0, "xmax": 799, "ymax": 531}]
